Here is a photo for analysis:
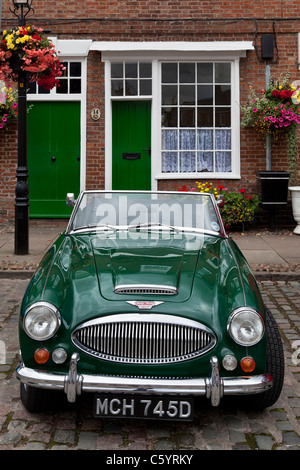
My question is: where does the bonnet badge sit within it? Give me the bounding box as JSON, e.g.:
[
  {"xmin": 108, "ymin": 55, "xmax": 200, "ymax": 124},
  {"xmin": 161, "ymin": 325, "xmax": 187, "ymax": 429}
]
[{"xmin": 126, "ymin": 301, "xmax": 164, "ymax": 310}]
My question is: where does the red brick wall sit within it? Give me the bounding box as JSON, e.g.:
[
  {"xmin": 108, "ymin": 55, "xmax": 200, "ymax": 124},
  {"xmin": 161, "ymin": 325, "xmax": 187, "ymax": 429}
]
[
  {"xmin": 0, "ymin": 123, "xmax": 17, "ymax": 224},
  {"xmin": 3, "ymin": 0, "xmax": 300, "ymax": 22},
  {"xmin": 86, "ymin": 52, "xmax": 105, "ymax": 190},
  {"xmin": 1, "ymin": 1, "xmax": 300, "ymax": 222}
]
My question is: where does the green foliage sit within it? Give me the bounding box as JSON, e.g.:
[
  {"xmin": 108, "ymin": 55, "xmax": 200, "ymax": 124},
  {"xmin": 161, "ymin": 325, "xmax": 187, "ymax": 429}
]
[{"xmin": 220, "ymin": 190, "xmax": 260, "ymax": 229}]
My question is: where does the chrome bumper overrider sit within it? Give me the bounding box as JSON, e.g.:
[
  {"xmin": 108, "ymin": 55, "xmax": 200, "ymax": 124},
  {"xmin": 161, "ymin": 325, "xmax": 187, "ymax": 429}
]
[{"xmin": 16, "ymin": 354, "xmax": 273, "ymax": 407}]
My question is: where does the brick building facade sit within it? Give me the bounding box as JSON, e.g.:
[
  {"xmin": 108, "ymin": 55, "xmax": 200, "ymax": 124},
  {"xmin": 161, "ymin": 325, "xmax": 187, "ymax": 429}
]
[{"xmin": 1, "ymin": 1, "xmax": 300, "ymax": 223}]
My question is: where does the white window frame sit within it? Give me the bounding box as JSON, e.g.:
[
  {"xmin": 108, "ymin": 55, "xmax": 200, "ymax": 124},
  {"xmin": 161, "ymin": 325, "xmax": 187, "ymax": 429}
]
[
  {"xmin": 159, "ymin": 60, "xmax": 236, "ymax": 178},
  {"xmin": 94, "ymin": 41, "xmax": 254, "ymax": 190},
  {"xmin": 298, "ymin": 33, "xmax": 300, "ymax": 70}
]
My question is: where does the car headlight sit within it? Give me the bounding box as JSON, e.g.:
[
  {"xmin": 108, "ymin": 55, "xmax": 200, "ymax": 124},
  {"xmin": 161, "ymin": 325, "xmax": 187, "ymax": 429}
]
[
  {"xmin": 23, "ymin": 302, "xmax": 61, "ymax": 341},
  {"xmin": 227, "ymin": 307, "xmax": 264, "ymax": 346}
]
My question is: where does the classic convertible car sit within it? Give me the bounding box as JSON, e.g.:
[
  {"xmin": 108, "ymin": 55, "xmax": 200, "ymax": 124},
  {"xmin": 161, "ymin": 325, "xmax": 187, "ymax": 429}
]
[{"xmin": 17, "ymin": 191, "xmax": 284, "ymax": 420}]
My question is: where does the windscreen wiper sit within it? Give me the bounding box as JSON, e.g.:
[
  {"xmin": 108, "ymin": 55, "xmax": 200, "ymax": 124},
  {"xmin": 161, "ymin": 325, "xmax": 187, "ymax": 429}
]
[
  {"xmin": 71, "ymin": 224, "xmax": 116, "ymax": 232},
  {"xmin": 128, "ymin": 222, "xmax": 180, "ymax": 232}
]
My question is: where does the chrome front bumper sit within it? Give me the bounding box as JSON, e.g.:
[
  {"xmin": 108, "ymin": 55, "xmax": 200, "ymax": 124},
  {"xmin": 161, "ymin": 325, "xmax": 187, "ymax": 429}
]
[{"xmin": 16, "ymin": 354, "xmax": 273, "ymax": 407}]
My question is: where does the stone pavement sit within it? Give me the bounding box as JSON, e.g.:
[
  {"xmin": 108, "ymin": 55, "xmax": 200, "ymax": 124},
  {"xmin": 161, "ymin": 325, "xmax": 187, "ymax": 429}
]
[
  {"xmin": 0, "ymin": 221, "xmax": 66, "ymax": 277},
  {"xmin": 0, "ymin": 278, "xmax": 299, "ymax": 451}
]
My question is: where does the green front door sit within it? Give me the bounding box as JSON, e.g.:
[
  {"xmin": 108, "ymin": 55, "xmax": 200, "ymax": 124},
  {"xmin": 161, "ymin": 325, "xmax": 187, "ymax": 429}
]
[
  {"xmin": 27, "ymin": 102, "xmax": 80, "ymax": 218},
  {"xmin": 112, "ymin": 101, "xmax": 151, "ymax": 190}
]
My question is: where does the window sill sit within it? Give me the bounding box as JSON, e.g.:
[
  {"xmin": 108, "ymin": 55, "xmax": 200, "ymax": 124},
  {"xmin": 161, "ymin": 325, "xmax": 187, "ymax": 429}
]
[{"xmin": 155, "ymin": 173, "xmax": 241, "ymax": 180}]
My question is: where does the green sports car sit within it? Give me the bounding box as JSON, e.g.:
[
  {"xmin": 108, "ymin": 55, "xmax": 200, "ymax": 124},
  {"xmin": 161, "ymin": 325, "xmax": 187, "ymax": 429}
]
[{"xmin": 16, "ymin": 191, "xmax": 284, "ymax": 421}]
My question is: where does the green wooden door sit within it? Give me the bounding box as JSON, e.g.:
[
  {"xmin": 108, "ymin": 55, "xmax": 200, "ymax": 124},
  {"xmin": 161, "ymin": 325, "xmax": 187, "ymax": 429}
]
[
  {"xmin": 27, "ymin": 102, "xmax": 80, "ymax": 218},
  {"xmin": 112, "ymin": 101, "xmax": 151, "ymax": 190}
]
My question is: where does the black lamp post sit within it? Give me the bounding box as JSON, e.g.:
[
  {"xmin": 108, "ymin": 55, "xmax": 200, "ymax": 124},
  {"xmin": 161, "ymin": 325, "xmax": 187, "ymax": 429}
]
[{"xmin": 10, "ymin": 0, "xmax": 34, "ymax": 255}]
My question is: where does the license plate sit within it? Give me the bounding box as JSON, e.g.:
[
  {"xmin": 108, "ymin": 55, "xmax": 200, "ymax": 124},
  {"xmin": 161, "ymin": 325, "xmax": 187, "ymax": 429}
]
[{"xmin": 94, "ymin": 394, "xmax": 194, "ymax": 421}]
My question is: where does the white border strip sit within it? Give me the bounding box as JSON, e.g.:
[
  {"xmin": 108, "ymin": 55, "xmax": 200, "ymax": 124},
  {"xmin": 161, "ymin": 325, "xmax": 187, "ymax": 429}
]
[{"xmin": 91, "ymin": 41, "xmax": 254, "ymax": 54}]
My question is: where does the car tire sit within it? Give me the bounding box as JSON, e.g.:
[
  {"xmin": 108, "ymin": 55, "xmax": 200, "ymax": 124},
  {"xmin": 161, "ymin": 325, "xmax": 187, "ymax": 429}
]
[
  {"xmin": 20, "ymin": 383, "xmax": 62, "ymax": 412},
  {"xmin": 242, "ymin": 306, "xmax": 285, "ymax": 410}
]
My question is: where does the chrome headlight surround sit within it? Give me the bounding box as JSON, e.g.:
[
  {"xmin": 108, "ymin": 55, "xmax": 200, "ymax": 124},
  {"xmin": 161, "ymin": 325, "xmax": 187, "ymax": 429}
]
[
  {"xmin": 227, "ymin": 307, "xmax": 265, "ymax": 347},
  {"xmin": 23, "ymin": 302, "xmax": 61, "ymax": 341}
]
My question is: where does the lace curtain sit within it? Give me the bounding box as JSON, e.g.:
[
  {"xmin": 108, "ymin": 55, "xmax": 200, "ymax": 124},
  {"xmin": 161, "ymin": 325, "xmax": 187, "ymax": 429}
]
[{"xmin": 162, "ymin": 129, "xmax": 231, "ymax": 173}]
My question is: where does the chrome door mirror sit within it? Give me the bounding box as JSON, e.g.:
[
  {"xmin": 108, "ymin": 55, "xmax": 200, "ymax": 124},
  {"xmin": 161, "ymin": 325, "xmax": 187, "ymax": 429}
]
[
  {"xmin": 216, "ymin": 195, "xmax": 225, "ymax": 208},
  {"xmin": 66, "ymin": 193, "xmax": 76, "ymax": 207}
]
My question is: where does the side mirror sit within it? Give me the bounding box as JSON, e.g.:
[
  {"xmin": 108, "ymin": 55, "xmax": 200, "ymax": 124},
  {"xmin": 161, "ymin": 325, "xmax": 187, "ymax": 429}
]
[
  {"xmin": 66, "ymin": 193, "xmax": 76, "ymax": 207},
  {"xmin": 217, "ymin": 195, "xmax": 225, "ymax": 208}
]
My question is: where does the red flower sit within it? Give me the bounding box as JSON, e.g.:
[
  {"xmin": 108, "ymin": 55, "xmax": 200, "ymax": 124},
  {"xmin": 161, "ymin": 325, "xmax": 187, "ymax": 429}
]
[
  {"xmin": 272, "ymin": 90, "xmax": 280, "ymax": 98},
  {"xmin": 272, "ymin": 89, "xmax": 294, "ymax": 100},
  {"xmin": 239, "ymin": 188, "xmax": 246, "ymax": 193},
  {"xmin": 177, "ymin": 184, "xmax": 189, "ymax": 192}
]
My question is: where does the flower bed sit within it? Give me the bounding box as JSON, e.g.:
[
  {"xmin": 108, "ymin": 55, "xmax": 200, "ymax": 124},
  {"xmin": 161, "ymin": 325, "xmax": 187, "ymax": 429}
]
[{"xmin": 176, "ymin": 183, "xmax": 260, "ymax": 230}]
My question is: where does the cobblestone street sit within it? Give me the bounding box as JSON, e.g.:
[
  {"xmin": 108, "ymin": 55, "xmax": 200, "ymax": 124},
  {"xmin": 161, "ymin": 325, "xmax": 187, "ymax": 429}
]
[{"xmin": 0, "ymin": 278, "xmax": 299, "ymax": 452}]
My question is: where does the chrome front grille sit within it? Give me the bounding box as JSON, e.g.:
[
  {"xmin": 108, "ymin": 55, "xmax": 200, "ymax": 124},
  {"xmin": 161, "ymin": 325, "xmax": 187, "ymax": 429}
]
[
  {"xmin": 114, "ymin": 285, "xmax": 178, "ymax": 295},
  {"xmin": 72, "ymin": 314, "xmax": 216, "ymax": 364}
]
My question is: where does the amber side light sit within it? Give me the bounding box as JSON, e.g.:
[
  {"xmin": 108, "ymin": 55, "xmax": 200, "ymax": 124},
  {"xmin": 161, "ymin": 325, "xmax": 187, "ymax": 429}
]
[
  {"xmin": 240, "ymin": 356, "xmax": 256, "ymax": 373},
  {"xmin": 34, "ymin": 348, "xmax": 50, "ymax": 364}
]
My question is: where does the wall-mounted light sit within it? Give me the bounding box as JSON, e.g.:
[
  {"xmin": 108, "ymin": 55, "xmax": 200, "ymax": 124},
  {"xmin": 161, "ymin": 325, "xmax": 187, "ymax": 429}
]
[{"xmin": 261, "ymin": 34, "xmax": 274, "ymax": 61}]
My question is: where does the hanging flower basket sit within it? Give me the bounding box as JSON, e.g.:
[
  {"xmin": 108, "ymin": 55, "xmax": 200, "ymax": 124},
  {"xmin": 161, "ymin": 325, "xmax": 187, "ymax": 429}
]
[
  {"xmin": 241, "ymin": 73, "xmax": 300, "ymax": 183},
  {"xmin": 0, "ymin": 81, "xmax": 18, "ymax": 129},
  {"xmin": 0, "ymin": 25, "xmax": 64, "ymax": 90}
]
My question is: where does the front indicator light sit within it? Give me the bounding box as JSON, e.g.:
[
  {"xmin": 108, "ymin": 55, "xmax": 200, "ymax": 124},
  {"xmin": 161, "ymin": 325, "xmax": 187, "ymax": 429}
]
[
  {"xmin": 34, "ymin": 348, "xmax": 50, "ymax": 364},
  {"xmin": 240, "ymin": 356, "xmax": 256, "ymax": 373}
]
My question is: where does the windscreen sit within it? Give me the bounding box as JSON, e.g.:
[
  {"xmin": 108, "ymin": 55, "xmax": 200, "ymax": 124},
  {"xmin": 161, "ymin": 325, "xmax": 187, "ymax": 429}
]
[{"xmin": 70, "ymin": 191, "xmax": 222, "ymax": 235}]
